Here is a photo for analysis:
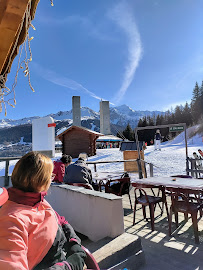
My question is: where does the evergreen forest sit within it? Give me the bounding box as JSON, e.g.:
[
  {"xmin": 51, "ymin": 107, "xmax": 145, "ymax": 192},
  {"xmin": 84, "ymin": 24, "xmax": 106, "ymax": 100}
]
[{"xmin": 118, "ymin": 80, "xmax": 203, "ymax": 145}]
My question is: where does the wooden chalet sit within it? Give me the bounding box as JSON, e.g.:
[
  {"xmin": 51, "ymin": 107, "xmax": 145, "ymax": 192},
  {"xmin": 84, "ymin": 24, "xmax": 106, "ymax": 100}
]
[{"xmin": 57, "ymin": 125, "xmax": 103, "ymax": 158}]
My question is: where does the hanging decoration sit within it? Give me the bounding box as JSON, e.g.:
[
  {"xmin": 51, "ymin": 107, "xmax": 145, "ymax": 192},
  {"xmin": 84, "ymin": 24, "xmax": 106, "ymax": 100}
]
[{"xmin": 0, "ymin": 0, "xmax": 53, "ymax": 116}]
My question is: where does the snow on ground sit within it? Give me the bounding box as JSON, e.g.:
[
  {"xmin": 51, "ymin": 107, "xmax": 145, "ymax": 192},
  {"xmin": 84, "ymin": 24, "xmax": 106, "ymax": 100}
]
[{"xmin": 0, "ymin": 129, "xmax": 203, "ymax": 177}]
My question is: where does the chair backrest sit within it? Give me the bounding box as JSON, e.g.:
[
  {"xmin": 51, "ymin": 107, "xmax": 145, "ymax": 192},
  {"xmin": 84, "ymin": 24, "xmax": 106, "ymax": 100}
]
[
  {"xmin": 170, "ymin": 175, "xmax": 192, "ymax": 178},
  {"xmin": 0, "ymin": 187, "xmax": 8, "ymax": 207},
  {"xmin": 82, "ymin": 246, "xmax": 100, "ymax": 270},
  {"xmin": 166, "ymin": 187, "xmax": 202, "ymax": 209},
  {"xmin": 105, "ymin": 177, "xmax": 130, "ymax": 196},
  {"xmin": 134, "ymin": 184, "xmax": 165, "ymax": 201},
  {"xmin": 67, "ymin": 183, "xmax": 93, "ymax": 190}
]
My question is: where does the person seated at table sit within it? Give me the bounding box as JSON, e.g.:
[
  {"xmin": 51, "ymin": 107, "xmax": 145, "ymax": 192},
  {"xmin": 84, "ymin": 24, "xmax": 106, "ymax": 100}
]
[
  {"xmin": 64, "ymin": 157, "xmax": 92, "ymax": 185},
  {"xmin": 0, "ymin": 151, "xmax": 86, "ymax": 270},
  {"xmin": 63, "ymin": 157, "xmax": 99, "ymax": 191},
  {"xmin": 52, "ymin": 154, "xmax": 72, "ymax": 183}
]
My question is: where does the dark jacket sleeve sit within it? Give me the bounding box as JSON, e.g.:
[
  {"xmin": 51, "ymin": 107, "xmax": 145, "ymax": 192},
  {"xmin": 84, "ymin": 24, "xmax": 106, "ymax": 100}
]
[{"xmin": 63, "ymin": 223, "xmax": 86, "ymax": 270}]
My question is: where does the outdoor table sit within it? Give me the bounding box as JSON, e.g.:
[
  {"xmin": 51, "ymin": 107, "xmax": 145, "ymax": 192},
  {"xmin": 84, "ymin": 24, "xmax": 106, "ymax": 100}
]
[
  {"xmin": 130, "ymin": 176, "xmax": 203, "ymax": 190},
  {"xmin": 92, "ymin": 172, "xmax": 124, "ymax": 183},
  {"xmin": 92, "ymin": 171, "xmax": 125, "ymax": 192}
]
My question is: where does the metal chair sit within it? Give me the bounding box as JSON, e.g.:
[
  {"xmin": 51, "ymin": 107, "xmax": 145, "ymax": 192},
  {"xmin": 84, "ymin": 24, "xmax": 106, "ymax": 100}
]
[
  {"xmin": 105, "ymin": 177, "xmax": 132, "ymax": 209},
  {"xmin": 166, "ymin": 187, "xmax": 203, "ymax": 244},
  {"xmin": 133, "ymin": 184, "xmax": 169, "ymax": 231},
  {"xmin": 82, "ymin": 246, "xmax": 100, "ymax": 270}
]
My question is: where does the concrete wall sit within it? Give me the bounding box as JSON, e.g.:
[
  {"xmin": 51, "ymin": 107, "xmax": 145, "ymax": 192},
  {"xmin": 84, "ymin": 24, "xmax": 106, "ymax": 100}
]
[
  {"xmin": 72, "ymin": 96, "xmax": 81, "ymax": 127},
  {"xmin": 100, "ymin": 101, "xmax": 111, "ymax": 135},
  {"xmin": 46, "ymin": 185, "xmax": 124, "ymax": 242}
]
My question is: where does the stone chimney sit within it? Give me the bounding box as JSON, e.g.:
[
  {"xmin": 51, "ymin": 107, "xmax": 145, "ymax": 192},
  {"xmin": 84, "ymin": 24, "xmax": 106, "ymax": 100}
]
[
  {"xmin": 100, "ymin": 100, "xmax": 111, "ymax": 135},
  {"xmin": 72, "ymin": 96, "xmax": 81, "ymax": 126}
]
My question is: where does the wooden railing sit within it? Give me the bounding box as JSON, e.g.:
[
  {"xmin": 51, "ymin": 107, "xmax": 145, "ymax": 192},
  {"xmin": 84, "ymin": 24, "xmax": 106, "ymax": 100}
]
[
  {"xmin": 0, "ymin": 157, "xmax": 154, "ymax": 187},
  {"xmin": 0, "ymin": 157, "xmax": 21, "ymax": 186},
  {"xmin": 186, "ymin": 157, "xmax": 203, "ymax": 178},
  {"xmin": 87, "ymin": 159, "xmax": 154, "ymax": 178}
]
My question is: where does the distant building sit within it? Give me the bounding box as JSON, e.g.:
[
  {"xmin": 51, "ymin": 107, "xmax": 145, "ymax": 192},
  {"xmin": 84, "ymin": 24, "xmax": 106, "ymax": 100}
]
[
  {"xmin": 96, "ymin": 135, "xmax": 123, "ymax": 149},
  {"xmin": 57, "ymin": 125, "xmax": 103, "ymax": 158}
]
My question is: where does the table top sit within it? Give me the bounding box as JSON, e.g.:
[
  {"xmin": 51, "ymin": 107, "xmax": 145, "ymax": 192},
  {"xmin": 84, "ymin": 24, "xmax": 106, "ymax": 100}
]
[
  {"xmin": 92, "ymin": 171, "xmax": 124, "ymax": 182},
  {"xmin": 130, "ymin": 176, "xmax": 203, "ymax": 190}
]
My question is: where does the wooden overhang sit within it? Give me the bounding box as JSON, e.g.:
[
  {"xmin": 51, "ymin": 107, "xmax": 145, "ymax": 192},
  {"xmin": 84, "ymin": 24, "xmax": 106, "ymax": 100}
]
[{"xmin": 0, "ymin": 0, "xmax": 40, "ymax": 79}]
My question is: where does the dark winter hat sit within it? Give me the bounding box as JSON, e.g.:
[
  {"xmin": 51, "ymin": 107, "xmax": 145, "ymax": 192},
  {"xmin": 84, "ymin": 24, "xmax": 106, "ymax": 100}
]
[{"xmin": 60, "ymin": 155, "xmax": 72, "ymax": 164}]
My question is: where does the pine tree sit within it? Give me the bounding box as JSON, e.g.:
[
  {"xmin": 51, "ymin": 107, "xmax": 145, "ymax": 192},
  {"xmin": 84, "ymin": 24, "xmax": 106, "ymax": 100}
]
[
  {"xmin": 191, "ymin": 82, "xmax": 201, "ymax": 123},
  {"xmin": 192, "ymin": 82, "xmax": 200, "ymax": 102},
  {"xmin": 182, "ymin": 102, "xmax": 192, "ymax": 126},
  {"xmin": 200, "ymin": 81, "xmax": 203, "ymax": 117},
  {"xmin": 174, "ymin": 105, "xmax": 183, "ymax": 123},
  {"xmin": 123, "ymin": 123, "xmax": 135, "ymax": 141}
]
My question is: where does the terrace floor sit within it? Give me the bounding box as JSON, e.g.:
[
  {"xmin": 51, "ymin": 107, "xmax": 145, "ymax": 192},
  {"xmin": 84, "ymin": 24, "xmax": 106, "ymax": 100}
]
[{"xmin": 83, "ymin": 188, "xmax": 203, "ymax": 270}]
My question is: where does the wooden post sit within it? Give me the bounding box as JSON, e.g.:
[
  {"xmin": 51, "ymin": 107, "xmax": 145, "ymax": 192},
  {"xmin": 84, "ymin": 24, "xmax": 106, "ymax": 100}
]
[
  {"xmin": 135, "ymin": 128, "xmax": 143, "ymax": 179},
  {"xmin": 94, "ymin": 164, "xmax": 97, "ymax": 172},
  {"xmin": 143, "ymin": 161, "xmax": 147, "ymax": 178},
  {"xmin": 184, "ymin": 123, "xmax": 189, "ymax": 175},
  {"xmin": 149, "ymin": 163, "xmax": 154, "ymax": 177},
  {"xmin": 5, "ymin": 160, "xmax": 9, "ymax": 187},
  {"xmin": 194, "ymin": 159, "xmax": 198, "ymax": 178},
  {"xmin": 191, "ymin": 159, "xmax": 195, "ymax": 177}
]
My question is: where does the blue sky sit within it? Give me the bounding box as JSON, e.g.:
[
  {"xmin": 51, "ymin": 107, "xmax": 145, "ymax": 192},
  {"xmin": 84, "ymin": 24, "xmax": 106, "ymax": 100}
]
[{"xmin": 2, "ymin": 0, "xmax": 203, "ymax": 120}]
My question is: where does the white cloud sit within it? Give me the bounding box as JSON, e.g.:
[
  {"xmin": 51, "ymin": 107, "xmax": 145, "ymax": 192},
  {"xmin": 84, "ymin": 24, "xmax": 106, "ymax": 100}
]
[
  {"xmin": 37, "ymin": 13, "xmax": 114, "ymax": 41},
  {"xmin": 108, "ymin": 1, "xmax": 143, "ymax": 103},
  {"xmin": 32, "ymin": 63, "xmax": 114, "ymax": 104},
  {"xmin": 162, "ymin": 100, "xmax": 189, "ymax": 112},
  {"xmin": 108, "ymin": 1, "xmax": 143, "ymax": 104}
]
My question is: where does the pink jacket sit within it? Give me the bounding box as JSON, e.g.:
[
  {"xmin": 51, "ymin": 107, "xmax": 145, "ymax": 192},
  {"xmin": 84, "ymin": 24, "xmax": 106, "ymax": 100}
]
[{"xmin": 0, "ymin": 188, "xmax": 86, "ymax": 270}]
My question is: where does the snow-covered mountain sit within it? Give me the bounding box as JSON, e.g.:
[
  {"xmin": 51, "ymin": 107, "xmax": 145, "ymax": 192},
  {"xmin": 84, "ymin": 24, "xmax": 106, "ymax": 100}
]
[{"xmin": 0, "ymin": 105, "xmax": 164, "ymax": 130}]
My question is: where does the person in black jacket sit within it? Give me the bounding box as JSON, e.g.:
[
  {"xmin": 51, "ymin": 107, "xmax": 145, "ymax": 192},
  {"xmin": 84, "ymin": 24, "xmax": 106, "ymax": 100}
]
[
  {"xmin": 154, "ymin": 129, "xmax": 162, "ymax": 150},
  {"xmin": 63, "ymin": 157, "xmax": 92, "ymax": 185}
]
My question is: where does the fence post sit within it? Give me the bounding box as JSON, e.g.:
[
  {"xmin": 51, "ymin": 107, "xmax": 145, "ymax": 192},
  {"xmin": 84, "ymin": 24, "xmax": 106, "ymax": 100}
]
[
  {"xmin": 137, "ymin": 159, "xmax": 143, "ymax": 179},
  {"xmin": 186, "ymin": 157, "xmax": 190, "ymax": 176},
  {"xmin": 143, "ymin": 161, "xmax": 147, "ymax": 178},
  {"xmin": 149, "ymin": 163, "xmax": 153, "ymax": 177},
  {"xmin": 5, "ymin": 160, "xmax": 9, "ymax": 187},
  {"xmin": 191, "ymin": 159, "xmax": 195, "ymax": 177},
  {"xmin": 94, "ymin": 164, "xmax": 97, "ymax": 172}
]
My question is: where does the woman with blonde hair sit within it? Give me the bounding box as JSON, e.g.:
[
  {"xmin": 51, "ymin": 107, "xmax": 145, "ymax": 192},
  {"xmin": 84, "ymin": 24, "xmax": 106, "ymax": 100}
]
[{"xmin": 0, "ymin": 151, "xmax": 86, "ymax": 270}]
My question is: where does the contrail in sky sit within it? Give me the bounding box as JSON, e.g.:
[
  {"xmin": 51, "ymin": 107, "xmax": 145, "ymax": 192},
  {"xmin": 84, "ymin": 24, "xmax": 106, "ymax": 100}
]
[
  {"xmin": 33, "ymin": 63, "xmax": 114, "ymax": 104},
  {"xmin": 108, "ymin": 1, "xmax": 143, "ymax": 104}
]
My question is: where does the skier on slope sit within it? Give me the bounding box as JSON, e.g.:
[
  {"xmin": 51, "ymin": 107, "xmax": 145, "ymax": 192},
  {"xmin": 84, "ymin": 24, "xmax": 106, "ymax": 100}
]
[{"xmin": 154, "ymin": 129, "xmax": 162, "ymax": 150}]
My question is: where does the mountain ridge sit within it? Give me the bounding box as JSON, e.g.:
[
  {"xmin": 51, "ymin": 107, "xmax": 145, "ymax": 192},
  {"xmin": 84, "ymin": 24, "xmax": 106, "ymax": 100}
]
[
  {"xmin": 0, "ymin": 105, "xmax": 165, "ymax": 144},
  {"xmin": 0, "ymin": 104, "xmax": 164, "ymax": 129}
]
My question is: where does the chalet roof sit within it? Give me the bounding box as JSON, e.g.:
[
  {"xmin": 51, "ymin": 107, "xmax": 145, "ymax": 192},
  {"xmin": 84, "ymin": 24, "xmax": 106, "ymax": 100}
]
[
  {"xmin": 97, "ymin": 135, "xmax": 123, "ymax": 142},
  {"xmin": 57, "ymin": 125, "xmax": 103, "ymax": 138}
]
